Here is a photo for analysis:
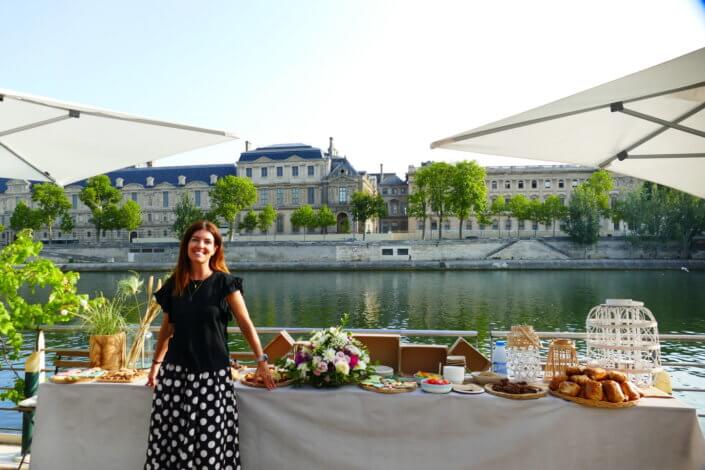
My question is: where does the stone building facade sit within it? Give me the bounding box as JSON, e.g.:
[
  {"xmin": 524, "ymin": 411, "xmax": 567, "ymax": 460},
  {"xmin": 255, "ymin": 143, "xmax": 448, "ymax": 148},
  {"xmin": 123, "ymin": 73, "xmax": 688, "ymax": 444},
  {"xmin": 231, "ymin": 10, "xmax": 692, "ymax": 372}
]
[{"xmin": 368, "ymin": 166, "xmax": 409, "ymax": 233}]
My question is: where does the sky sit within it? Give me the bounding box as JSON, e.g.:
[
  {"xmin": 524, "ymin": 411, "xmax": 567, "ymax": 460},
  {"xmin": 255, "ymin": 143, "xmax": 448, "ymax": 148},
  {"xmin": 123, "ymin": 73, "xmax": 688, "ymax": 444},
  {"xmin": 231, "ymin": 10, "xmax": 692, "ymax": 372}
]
[{"xmin": 2, "ymin": 0, "xmax": 705, "ymax": 179}]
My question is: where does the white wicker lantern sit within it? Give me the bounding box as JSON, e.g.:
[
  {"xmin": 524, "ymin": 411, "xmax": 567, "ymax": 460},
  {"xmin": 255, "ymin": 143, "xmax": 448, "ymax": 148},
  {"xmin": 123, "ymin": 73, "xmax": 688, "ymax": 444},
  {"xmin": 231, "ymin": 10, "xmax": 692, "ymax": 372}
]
[{"xmin": 586, "ymin": 299, "xmax": 661, "ymax": 386}]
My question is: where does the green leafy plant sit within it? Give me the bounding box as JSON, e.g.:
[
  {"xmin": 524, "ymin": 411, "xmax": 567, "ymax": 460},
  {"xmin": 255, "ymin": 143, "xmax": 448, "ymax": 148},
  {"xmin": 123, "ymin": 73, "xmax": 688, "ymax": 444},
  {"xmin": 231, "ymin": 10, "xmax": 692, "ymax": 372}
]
[{"xmin": 75, "ymin": 294, "xmax": 128, "ymax": 336}]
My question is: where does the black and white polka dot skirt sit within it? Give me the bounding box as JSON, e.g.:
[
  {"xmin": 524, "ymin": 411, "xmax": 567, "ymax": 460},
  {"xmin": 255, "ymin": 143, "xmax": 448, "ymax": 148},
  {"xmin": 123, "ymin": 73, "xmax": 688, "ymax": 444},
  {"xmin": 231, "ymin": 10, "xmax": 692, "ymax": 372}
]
[{"xmin": 144, "ymin": 363, "xmax": 241, "ymax": 470}]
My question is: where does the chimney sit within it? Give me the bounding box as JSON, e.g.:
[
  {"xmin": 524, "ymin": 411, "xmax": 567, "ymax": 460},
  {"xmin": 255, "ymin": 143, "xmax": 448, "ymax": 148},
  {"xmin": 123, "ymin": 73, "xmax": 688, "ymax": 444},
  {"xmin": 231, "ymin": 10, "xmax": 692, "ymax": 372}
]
[
  {"xmin": 147, "ymin": 161, "xmax": 153, "ymax": 167},
  {"xmin": 328, "ymin": 137, "xmax": 334, "ymax": 157},
  {"xmin": 380, "ymin": 164, "xmax": 383, "ymax": 181},
  {"xmin": 245, "ymin": 140, "xmax": 251, "ymax": 151}
]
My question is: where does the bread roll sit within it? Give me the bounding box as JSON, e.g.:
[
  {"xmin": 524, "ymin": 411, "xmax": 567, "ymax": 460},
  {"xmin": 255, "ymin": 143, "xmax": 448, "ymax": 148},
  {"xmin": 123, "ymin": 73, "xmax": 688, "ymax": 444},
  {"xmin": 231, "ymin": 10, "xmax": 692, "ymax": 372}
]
[
  {"xmin": 606, "ymin": 370, "xmax": 628, "ymax": 383},
  {"xmin": 583, "ymin": 380, "xmax": 604, "ymax": 401},
  {"xmin": 565, "ymin": 366, "xmax": 585, "ymax": 376},
  {"xmin": 571, "ymin": 374, "xmax": 590, "ymax": 386},
  {"xmin": 602, "ymin": 380, "xmax": 626, "ymax": 403},
  {"xmin": 620, "ymin": 381, "xmax": 641, "ymax": 401},
  {"xmin": 549, "ymin": 374, "xmax": 568, "ymax": 391},
  {"xmin": 586, "ymin": 367, "xmax": 608, "ymax": 381},
  {"xmin": 558, "ymin": 381, "xmax": 581, "ymax": 397}
]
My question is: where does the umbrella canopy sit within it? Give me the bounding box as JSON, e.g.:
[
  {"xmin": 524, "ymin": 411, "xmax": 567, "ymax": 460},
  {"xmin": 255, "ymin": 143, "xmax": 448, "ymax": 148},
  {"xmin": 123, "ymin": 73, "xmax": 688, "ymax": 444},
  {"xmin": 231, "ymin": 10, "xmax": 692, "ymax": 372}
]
[
  {"xmin": 0, "ymin": 89, "xmax": 237, "ymax": 186},
  {"xmin": 431, "ymin": 47, "xmax": 705, "ymax": 198}
]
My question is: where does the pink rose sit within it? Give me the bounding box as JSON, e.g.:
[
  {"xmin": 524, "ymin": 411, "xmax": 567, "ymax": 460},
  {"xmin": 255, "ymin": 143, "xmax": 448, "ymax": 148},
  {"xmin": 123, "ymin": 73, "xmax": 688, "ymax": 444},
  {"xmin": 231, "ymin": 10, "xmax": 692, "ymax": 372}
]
[{"xmin": 349, "ymin": 355, "xmax": 359, "ymax": 368}]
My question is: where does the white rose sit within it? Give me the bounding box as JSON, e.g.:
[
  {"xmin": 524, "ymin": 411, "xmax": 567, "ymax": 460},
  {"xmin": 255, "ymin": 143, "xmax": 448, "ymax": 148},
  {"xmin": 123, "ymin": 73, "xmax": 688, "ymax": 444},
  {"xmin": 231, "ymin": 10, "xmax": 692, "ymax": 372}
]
[
  {"xmin": 335, "ymin": 361, "xmax": 350, "ymax": 376},
  {"xmin": 297, "ymin": 363, "xmax": 309, "ymax": 378},
  {"xmin": 323, "ymin": 349, "xmax": 336, "ymax": 362},
  {"xmin": 354, "ymin": 360, "xmax": 367, "ymax": 371}
]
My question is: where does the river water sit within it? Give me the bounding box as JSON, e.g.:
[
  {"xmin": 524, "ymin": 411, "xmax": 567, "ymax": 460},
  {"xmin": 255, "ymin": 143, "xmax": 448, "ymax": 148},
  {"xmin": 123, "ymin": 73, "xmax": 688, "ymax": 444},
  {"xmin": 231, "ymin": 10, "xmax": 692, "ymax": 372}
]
[{"xmin": 2, "ymin": 269, "xmax": 704, "ymax": 430}]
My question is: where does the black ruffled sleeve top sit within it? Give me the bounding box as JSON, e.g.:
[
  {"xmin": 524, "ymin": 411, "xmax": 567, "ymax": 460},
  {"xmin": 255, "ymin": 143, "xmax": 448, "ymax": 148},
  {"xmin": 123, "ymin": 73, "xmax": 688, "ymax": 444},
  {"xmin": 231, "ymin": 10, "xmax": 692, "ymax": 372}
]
[{"xmin": 154, "ymin": 272, "xmax": 244, "ymax": 372}]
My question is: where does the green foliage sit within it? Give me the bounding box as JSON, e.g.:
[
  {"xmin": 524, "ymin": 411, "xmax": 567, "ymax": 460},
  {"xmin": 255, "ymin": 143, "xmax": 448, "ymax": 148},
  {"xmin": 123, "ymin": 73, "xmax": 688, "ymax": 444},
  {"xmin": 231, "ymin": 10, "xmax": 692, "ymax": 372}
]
[
  {"xmin": 0, "ymin": 230, "xmax": 88, "ymax": 402},
  {"xmin": 350, "ymin": 192, "xmax": 386, "ymax": 240},
  {"xmin": 0, "ymin": 378, "xmax": 25, "ymax": 404},
  {"xmin": 415, "ymin": 162, "xmax": 454, "ymax": 240},
  {"xmin": 291, "ymin": 205, "xmax": 316, "ymax": 240},
  {"xmin": 79, "ymin": 175, "xmax": 139, "ymax": 242},
  {"xmin": 407, "ymin": 190, "xmax": 428, "ymax": 240},
  {"xmin": 172, "ymin": 193, "xmax": 206, "ymax": 239},
  {"xmin": 209, "ymin": 175, "xmax": 257, "ymax": 241},
  {"xmin": 239, "ymin": 210, "xmax": 259, "ymax": 233},
  {"xmin": 565, "ymin": 171, "xmax": 614, "ymax": 245},
  {"xmin": 527, "ymin": 199, "xmax": 544, "ymax": 237},
  {"xmin": 339, "ymin": 218, "xmax": 351, "ymax": 234},
  {"xmin": 508, "ymin": 194, "xmax": 530, "ymax": 236},
  {"xmin": 60, "ymin": 212, "xmax": 74, "ymax": 233},
  {"xmin": 10, "ymin": 201, "xmax": 42, "ymax": 232},
  {"xmin": 315, "ymin": 205, "xmax": 336, "ymax": 234},
  {"xmin": 75, "ymin": 294, "xmax": 128, "ymax": 336},
  {"xmin": 31, "ymin": 183, "xmax": 72, "ymax": 241},
  {"xmin": 257, "ymin": 205, "xmax": 277, "ymax": 235},
  {"xmin": 449, "ymin": 161, "xmax": 488, "ymax": 239},
  {"xmin": 490, "ymin": 196, "xmax": 507, "ymax": 238},
  {"xmin": 542, "ymin": 195, "xmax": 568, "ymax": 237}
]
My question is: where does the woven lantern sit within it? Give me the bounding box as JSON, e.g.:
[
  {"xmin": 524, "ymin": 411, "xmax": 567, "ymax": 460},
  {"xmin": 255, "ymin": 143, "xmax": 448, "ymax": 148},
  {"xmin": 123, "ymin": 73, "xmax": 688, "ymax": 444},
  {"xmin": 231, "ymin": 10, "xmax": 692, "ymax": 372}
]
[
  {"xmin": 544, "ymin": 339, "xmax": 578, "ymax": 381},
  {"xmin": 586, "ymin": 299, "xmax": 661, "ymax": 387},
  {"xmin": 506, "ymin": 325, "xmax": 542, "ymax": 382}
]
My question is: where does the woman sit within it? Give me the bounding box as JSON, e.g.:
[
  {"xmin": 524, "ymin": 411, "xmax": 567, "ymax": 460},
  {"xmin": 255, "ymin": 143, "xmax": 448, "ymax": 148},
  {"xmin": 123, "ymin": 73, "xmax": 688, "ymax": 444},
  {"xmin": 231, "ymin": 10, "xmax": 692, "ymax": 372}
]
[{"xmin": 144, "ymin": 220, "xmax": 274, "ymax": 470}]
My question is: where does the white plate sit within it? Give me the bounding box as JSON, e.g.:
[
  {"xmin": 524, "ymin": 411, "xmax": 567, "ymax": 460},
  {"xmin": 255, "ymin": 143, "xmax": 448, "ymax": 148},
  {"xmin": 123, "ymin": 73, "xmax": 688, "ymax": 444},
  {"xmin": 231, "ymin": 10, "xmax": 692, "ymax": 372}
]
[{"xmin": 453, "ymin": 384, "xmax": 484, "ymax": 395}]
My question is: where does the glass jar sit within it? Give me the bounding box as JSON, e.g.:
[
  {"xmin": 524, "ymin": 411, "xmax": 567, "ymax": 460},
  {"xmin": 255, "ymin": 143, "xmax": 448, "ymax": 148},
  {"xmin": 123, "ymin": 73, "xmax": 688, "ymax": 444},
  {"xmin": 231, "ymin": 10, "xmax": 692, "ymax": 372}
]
[{"xmin": 507, "ymin": 347, "xmax": 541, "ymax": 383}]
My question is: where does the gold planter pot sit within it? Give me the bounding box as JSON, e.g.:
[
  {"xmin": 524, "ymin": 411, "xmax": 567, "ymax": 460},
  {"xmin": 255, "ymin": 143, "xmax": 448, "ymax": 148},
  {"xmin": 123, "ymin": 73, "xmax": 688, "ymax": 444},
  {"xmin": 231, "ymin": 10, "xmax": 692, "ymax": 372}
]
[{"xmin": 89, "ymin": 332, "xmax": 126, "ymax": 370}]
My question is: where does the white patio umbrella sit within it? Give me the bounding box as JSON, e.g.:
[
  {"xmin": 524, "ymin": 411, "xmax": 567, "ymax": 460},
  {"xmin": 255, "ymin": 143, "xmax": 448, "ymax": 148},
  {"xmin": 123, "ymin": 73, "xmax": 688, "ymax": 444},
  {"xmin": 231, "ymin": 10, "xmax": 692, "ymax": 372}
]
[
  {"xmin": 431, "ymin": 47, "xmax": 705, "ymax": 199},
  {"xmin": 0, "ymin": 88, "xmax": 237, "ymax": 185}
]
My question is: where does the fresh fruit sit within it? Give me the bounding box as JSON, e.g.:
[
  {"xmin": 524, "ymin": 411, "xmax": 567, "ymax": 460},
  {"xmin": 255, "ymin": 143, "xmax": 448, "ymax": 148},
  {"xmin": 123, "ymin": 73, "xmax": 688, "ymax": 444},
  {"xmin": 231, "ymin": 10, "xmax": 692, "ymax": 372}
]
[{"xmin": 426, "ymin": 378, "xmax": 450, "ymax": 385}]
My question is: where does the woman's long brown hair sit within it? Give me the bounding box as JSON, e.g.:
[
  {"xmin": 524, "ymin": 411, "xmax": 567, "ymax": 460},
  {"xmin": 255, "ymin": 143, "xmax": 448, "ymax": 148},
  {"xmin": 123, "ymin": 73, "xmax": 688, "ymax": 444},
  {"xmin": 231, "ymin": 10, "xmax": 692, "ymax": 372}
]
[{"xmin": 172, "ymin": 220, "xmax": 229, "ymax": 296}]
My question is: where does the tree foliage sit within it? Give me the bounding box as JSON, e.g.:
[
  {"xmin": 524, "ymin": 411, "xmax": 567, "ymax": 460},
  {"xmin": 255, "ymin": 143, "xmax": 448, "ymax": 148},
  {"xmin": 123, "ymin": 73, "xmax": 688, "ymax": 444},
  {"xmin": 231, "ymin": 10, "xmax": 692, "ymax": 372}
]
[
  {"xmin": 449, "ymin": 161, "xmax": 488, "ymax": 239},
  {"xmin": 79, "ymin": 175, "xmax": 140, "ymax": 242},
  {"xmin": 542, "ymin": 195, "xmax": 568, "ymax": 237},
  {"xmin": 508, "ymin": 194, "xmax": 530, "ymax": 237},
  {"xmin": 407, "ymin": 189, "xmax": 428, "ymax": 240},
  {"xmin": 291, "ymin": 205, "xmax": 316, "ymax": 240},
  {"xmin": 172, "ymin": 193, "xmax": 205, "ymax": 239},
  {"xmin": 315, "ymin": 205, "xmax": 336, "ymax": 234},
  {"xmin": 209, "ymin": 176, "xmax": 257, "ymax": 241},
  {"xmin": 257, "ymin": 205, "xmax": 277, "ymax": 235},
  {"xmin": 31, "ymin": 183, "xmax": 72, "ymax": 241},
  {"xmin": 10, "ymin": 201, "xmax": 42, "ymax": 232},
  {"xmin": 239, "ymin": 210, "xmax": 259, "ymax": 233},
  {"xmin": 414, "ymin": 162, "xmax": 454, "ymax": 240},
  {"xmin": 490, "ymin": 196, "xmax": 507, "ymax": 238},
  {"xmin": 350, "ymin": 192, "xmax": 386, "ymax": 240},
  {"xmin": 565, "ymin": 170, "xmax": 614, "ymax": 245}
]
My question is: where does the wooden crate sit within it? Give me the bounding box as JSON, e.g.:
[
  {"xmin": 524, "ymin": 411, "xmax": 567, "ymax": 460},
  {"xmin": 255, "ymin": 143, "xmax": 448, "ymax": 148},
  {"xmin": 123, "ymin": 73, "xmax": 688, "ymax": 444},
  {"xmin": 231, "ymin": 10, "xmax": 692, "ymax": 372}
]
[
  {"xmin": 352, "ymin": 334, "xmax": 401, "ymax": 372},
  {"xmin": 263, "ymin": 330, "xmax": 296, "ymax": 361},
  {"xmin": 399, "ymin": 344, "xmax": 448, "ymax": 375},
  {"xmin": 449, "ymin": 337, "xmax": 490, "ymax": 372}
]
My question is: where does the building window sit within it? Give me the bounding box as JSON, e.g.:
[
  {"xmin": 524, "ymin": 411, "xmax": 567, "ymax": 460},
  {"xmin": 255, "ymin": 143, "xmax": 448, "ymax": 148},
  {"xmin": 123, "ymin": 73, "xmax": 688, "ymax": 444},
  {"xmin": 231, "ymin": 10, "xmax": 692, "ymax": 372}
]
[
  {"xmin": 260, "ymin": 189, "xmax": 268, "ymax": 205},
  {"xmin": 177, "ymin": 175, "xmax": 186, "ymax": 186},
  {"xmin": 276, "ymin": 214, "xmax": 284, "ymax": 233},
  {"xmin": 505, "ymin": 181, "xmax": 511, "ymax": 189},
  {"xmin": 276, "ymin": 166, "xmax": 283, "ymax": 177},
  {"xmin": 466, "ymin": 220, "xmax": 472, "ymax": 230},
  {"xmin": 392, "ymin": 188, "xmax": 398, "ymax": 195},
  {"xmin": 558, "ymin": 179, "xmax": 564, "ymax": 189},
  {"xmin": 163, "ymin": 230, "xmax": 168, "ymax": 237},
  {"xmin": 444, "ymin": 220, "xmax": 451, "ymax": 230},
  {"xmin": 291, "ymin": 188, "xmax": 300, "ymax": 206},
  {"xmin": 87, "ymin": 231, "xmax": 91, "ymax": 238},
  {"xmin": 382, "ymin": 249, "xmax": 394, "ymax": 256},
  {"xmin": 492, "ymin": 219, "xmax": 499, "ymax": 230},
  {"xmin": 147, "ymin": 213, "xmax": 152, "ymax": 222},
  {"xmin": 308, "ymin": 165, "xmax": 314, "ymax": 176},
  {"xmin": 532, "ymin": 221, "xmax": 539, "ymax": 230},
  {"xmin": 292, "ymin": 166, "xmax": 299, "ymax": 177},
  {"xmin": 292, "ymin": 223, "xmax": 300, "ymax": 233},
  {"xmin": 544, "ymin": 180, "xmax": 552, "ymax": 189},
  {"xmin": 194, "ymin": 190, "xmax": 201, "ymax": 207},
  {"xmin": 148, "ymin": 230, "xmax": 152, "ymax": 237},
  {"xmin": 505, "ymin": 219, "xmax": 512, "ymax": 230},
  {"xmin": 339, "ymin": 187, "xmax": 347, "ymax": 204},
  {"xmin": 531, "ymin": 180, "xmax": 537, "ymax": 189},
  {"xmin": 401, "ymin": 188, "xmax": 406, "ymax": 194},
  {"xmin": 261, "ymin": 167, "xmax": 268, "ymax": 178},
  {"xmin": 397, "ymin": 248, "xmax": 409, "ymax": 256},
  {"xmin": 307, "ymin": 187, "xmax": 315, "ymax": 204},
  {"xmin": 131, "ymin": 192, "xmax": 137, "ymax": 202},
  {"xmin": 614, "ymin": 221, "xmax": 620, "ymax": 231},
  {"xmin": 491, "ymin": 181, "xmax": 497, "ymax": 190},
  {"xmin": 276, "ymin": 188, "xmax": 284, "ymax": 207},
  {"xmin": 72, "ymin": 194, "xmax": 78, "ymax": 209},
  {"xmin": 572, "ymin": 179, "xmax": 579, "ymax": 187},
  {"xmin": 246, "ymin": 168, "xmax": 252, "ymax": 178},
  {"xmin": 163, "ymin": 192, "xmax": 169, "ymax": 208},
  {"xmin": 382, "ymin": 188, "xmax": 388, "ymax": 195},
  {"xmin": 518, "ymin": 180, "xmax": 524, "ymax": 189},
  {"xmin": 518, "ymin": 220, "xmax": 525, "ymax": 230}
]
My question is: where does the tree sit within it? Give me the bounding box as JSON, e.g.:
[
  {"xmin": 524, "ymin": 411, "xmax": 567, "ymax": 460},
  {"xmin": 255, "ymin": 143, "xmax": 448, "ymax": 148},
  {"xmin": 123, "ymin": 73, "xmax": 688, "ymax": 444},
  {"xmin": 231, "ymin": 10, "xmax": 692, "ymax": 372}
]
[
  {"xmin": 119, "ymin": 200, "xmax": 142, "ymax": 233},
  {"xmin": 416, "ymin": 162, "xmax": 454, "ymax": 240},
  {"xmin": 31, "ymin": 182, "xmax": 72, "ymax": 241},
  {"xmin": 490, "ymin": 197, "xmax": 507, "ymax": 238},
  {"xmin": 350, "ymin": 192, "xmax": 386, "ymax": 240},
  {"xmin": 173, "ymin": 193, "xmax": 206, "ymax": 239},
  {"xmin": 408, "ymin": 190, "xmax": 429, "ymax": 240},
  {"xmin": 565, "ymin": 170, "xmax": 614, "ymax": 245},
  {"xmin": 10, "ymin": 201, "xmax": 41, "ymax": 232},
  {"xmin": 543, "ymin": 195, "xmax": 568, "ymax": 237},
  {"xmin": 291, "ymin": 205, "xmax": 316, "ymax": 240},
  {"xmin": 257, "ymin": 205, "xmax": 277, "ymax": 236},
  {"xmin": 508, "ymin": 195, "xmax": 530, "ymax": 237},
  {"xmin": 239, "ymin": 210, "xmax": 258, "ymax": 233},
  {"xmin": 79, "ymin": 175, "xmax": 123, "ymax": 243},
  {"xmin": 315, "ymin": 205, "xmax": 336, "ymax": 234},
  {"xmin": 663, "ymin": 187, "xmax": 705, "ymax": 258},
  {"xmin": 209, "ymin": 175, "xmax": 257, "ymax": 241},
  {"xmin": 527, "ymin": 199, "xmax": 544, "ymax": 237},
  {"xmin": 449, "ymin": 161, "xmax": 488, "ymax": 239}
]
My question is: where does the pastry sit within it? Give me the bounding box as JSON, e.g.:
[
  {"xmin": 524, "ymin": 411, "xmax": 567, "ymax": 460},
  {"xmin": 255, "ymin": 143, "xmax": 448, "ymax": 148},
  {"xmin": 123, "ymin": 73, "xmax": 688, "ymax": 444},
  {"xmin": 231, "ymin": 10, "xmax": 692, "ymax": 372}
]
[
  {"xmin": 570, "ymin": 374, "xmax": 590, "ymax": 386},
  {"xmin": 565, "ymin": 366, "xmax": 585, "ymax": 376},
  {"xmin": 549, "ymin": 374, "xmax": 568, "ymax": 391},
  {"xmin": 606, "ymin": 370, "xmax": 628, "ymax": 383},
  {"xmin": 585, "ymin": 367, "xmax": 608, "ymax": 381},
  {"xmin": 583, "ymin": 380, "xmax": 604, "ymax": 401},
  {"xmin": 602, "ymin": 380, "xmax": 626, "ymax": 403},
  {"xmin": 558, "ymin": 381, "xmax": 581, "ymax": 397},
  {"xmin": 620, "ymin": 381, "xmax": 641, "ymax": 401}
]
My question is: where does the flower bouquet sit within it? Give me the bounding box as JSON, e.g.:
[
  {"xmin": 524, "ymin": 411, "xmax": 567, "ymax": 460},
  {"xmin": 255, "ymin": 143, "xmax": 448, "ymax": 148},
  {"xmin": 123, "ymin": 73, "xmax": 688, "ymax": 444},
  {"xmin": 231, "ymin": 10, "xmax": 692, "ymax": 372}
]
[{"xmin": 280, "ymin": 319, "xmax": 374, "ymax": 388}]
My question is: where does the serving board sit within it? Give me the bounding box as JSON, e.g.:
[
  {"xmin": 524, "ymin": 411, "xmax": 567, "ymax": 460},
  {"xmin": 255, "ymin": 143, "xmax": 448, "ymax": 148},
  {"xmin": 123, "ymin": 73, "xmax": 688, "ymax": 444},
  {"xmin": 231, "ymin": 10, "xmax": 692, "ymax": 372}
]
[
  {"xmin": 359, "ymin": 382, "xmax": 417, "ymax": 394},
  {"xmin": 49, "ymin": 376, "xmax": 96, "ymax": 384},
  {"xmin": 549, "ymin": 390, "xmax": 639, "ymax": 408},
  {"xmin": 484, "ymin": 383, "xmax": 547, "ymax": 400},
  {"xmin": 453, "ymin": 383, "xmax": 484, "ymax": 395},
  {"xmin": 239, "ymin": 377, "xmax": 294, "ymax": 388}
]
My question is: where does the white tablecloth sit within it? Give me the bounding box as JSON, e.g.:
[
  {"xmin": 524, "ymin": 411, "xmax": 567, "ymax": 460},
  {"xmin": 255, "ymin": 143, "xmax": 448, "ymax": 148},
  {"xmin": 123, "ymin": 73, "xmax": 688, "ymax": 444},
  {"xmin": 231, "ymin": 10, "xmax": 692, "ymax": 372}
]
[{"xmin": 31, "ymin": 381, "xmax": 705, "ymax": 470}]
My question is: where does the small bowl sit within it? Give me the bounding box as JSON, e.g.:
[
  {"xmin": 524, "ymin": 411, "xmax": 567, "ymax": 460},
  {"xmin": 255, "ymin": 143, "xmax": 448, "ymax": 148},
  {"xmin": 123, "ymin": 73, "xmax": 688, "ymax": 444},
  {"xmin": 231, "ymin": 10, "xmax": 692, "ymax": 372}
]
[{"xmin": 420, "ymin": 378, "xmax": 453, "ymax": 394}]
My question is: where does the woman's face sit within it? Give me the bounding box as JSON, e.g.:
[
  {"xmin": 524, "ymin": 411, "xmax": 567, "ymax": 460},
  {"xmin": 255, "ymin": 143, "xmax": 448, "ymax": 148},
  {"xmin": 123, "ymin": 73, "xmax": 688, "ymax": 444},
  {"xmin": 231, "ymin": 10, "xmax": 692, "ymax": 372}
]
[{"xmin": 187, "ymin": 229, "xmax": 217, "ymax": 266}]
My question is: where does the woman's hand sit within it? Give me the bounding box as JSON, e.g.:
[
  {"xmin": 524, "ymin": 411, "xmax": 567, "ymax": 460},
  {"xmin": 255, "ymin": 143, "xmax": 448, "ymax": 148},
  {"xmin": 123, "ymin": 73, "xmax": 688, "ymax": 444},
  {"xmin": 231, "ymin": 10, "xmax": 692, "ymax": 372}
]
[
  {"xmin": 146, "ymin": 363, "xmax": 161, "ymax": 388},
  {"xmin": 256, "ymin": 361, "xmax": 276, "ymax": 390}
]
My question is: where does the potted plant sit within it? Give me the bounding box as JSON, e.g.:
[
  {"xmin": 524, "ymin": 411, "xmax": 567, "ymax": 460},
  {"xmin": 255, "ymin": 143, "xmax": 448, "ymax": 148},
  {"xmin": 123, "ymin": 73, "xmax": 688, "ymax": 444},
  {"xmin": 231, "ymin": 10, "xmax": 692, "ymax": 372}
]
[{"xmin": 78, "ymin": 294, "xmax": 129, "ymax": 370}]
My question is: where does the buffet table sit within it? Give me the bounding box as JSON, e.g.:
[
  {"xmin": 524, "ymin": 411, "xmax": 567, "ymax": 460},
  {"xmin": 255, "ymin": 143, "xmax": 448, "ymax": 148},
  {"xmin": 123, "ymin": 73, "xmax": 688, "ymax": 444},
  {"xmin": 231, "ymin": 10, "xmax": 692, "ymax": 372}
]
[{"xmin": 30, "ymin": 381, "xmax": 705, "ymax": 470}]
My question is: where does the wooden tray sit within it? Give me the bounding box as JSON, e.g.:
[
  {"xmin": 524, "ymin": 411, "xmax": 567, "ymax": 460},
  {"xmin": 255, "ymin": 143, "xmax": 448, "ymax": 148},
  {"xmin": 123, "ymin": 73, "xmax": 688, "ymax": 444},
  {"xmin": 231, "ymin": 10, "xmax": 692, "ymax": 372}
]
[
  {"xmin": 239, "ymin": 377, "xmax": 294, "ymax": 388},
  {"xmin": 485, "ymin": 383, "xmax": 547, "ymax": 400},
  {"xmin": 549, "ymin": 390, "xmax": 639, "ymax": 408},
  {"xmin": 96, "ymin": 372, "xmax": 147, "ymax": 383},
  {"xmin": 453, "ymin": 383, "xmax": 484, "ymax": 395},
  {"xmin": 49, "ymin": 375, "xmax": 96, "ymax": 384},
  {"xmin": 359, "ymin": 382, "xmax": 417, "ymax": 394}
]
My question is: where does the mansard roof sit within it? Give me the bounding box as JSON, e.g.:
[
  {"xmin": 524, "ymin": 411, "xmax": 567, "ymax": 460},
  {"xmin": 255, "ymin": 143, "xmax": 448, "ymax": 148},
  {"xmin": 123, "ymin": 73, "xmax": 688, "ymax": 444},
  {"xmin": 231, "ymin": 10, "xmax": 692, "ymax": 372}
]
[
  {"xmin": 328, "ymin": 157, "xmax": 359, "ymax": 177},
  {"xmin": 67, "ymin": 163, "xmax": 237, "ymax": 188},
  {"xmin": 368, "ymin": 172, "xmax": 405, "ymax": 185},
  {"xmin": 239, "ymin": 144, "xmax": 323, "ymax": 162}
]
